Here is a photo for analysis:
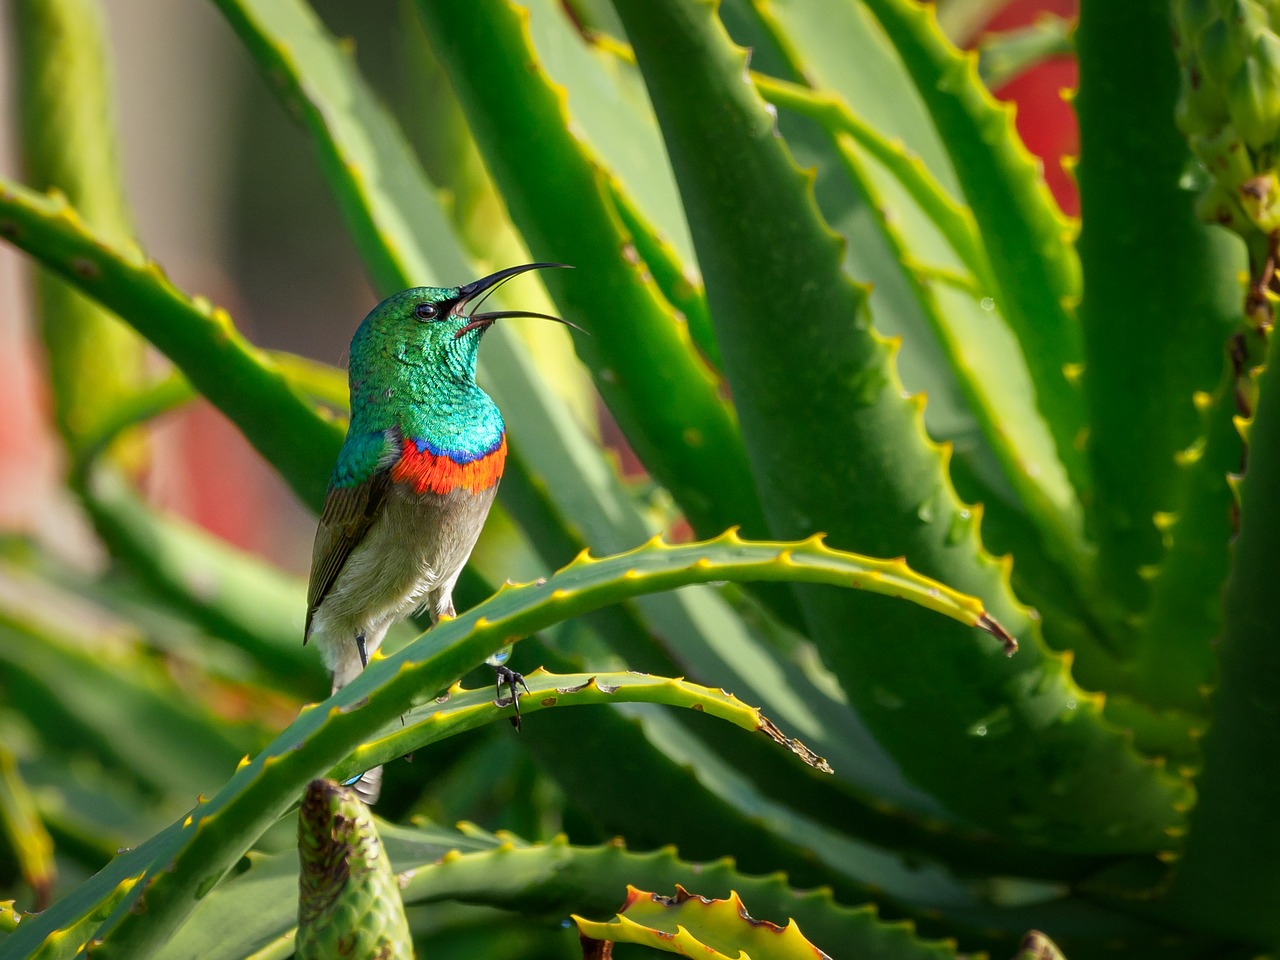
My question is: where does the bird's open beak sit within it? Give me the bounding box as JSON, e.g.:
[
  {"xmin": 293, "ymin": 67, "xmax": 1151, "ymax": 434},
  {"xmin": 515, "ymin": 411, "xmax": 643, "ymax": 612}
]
[
  {"xmin": 452, "ymin": 262, "xmax": 584, "ymax": 339},
  {"xmin": 455, "ymin": 261, "xmax": 570, "ymax": 304}
]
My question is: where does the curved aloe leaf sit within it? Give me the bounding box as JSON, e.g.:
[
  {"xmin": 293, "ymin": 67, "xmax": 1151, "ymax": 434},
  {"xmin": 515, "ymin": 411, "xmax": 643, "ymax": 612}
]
[
  {"xmin": 1075, "ymin": 1, "xmax": 1243, "ymax": 632},
  {"xmin": 575, "ymin": 885, "xmax": 827, "ymax": 960},
  {"xmin": 1133, "ymin": 347, "xmax": 1248, "ymax": 711},
  {"xmin": 0, "ymin": 609, "xmax": 256, "ymax": 802},
  {"xmin": 751, "ymin": 73, "xmax": 990, "ymax": 292},
  {"xmin": 611, "ymin": 0, "xmax": 1187, "ymax": 852},
  {"xmin": 13, "ymin": 0, "xmax": 149, "ymax": 461},
  {"xmin": 0, "ymin": 176, "xmax": 339, "ymax": 511},
  {"xmin": 845, "ymin": 0, "xmax": 1088, "ymax": 493},
  {"xmin": 414, "ymin": 0, "xmax": 770, "ymax": 543},
  {"xmin": 336, "ymin": 667, "xmax": 832, "ymax": 786},
  {"xmin": 0, "ymin": 741, "xmax": 55, "ymax": 910},
  {"xmin": 155, "ymin": 825, "xmax": 962, "ymax": 960},
  {"xmin": 295, "ymin": 780, "xmax": 413, "ymax": 960},
  {"xmin": 977, "ymin": 16, "xmax": 1074, "ymax": 89},
  {"xmin": 209, "ymin": 0, "xmax": 471, "ymax": 292},
  {"xmin": 1166, "ymin": 332, "xmax": 1280, "ymax": 943},
  {"xmin": 9, "ymin": 534, "xmax": 1001, "ymax": 959},
  {"xmin": 81, "ymin": 471, "xmax": 325, "ymax": 697}
]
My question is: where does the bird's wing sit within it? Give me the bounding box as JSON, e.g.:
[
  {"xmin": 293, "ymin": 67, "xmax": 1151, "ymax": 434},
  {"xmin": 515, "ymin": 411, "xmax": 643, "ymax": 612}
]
[{"xmin": 305, "ymin": 430, "xmax": 398, "ymax": 638}]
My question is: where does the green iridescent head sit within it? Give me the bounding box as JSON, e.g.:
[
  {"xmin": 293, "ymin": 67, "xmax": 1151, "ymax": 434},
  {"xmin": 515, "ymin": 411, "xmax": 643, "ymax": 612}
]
[
  {"xmin": 344, "ymin": 263, "xmax": 574, "ymax": 445},
  {"xmin": 349, "ymin": 262, "xmax": 572, "ymax": 385}
]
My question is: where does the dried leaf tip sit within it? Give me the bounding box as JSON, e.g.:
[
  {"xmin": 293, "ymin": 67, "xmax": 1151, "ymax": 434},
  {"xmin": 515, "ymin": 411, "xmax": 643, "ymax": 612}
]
[{"xmin": 978, "ymin": 612, "xmax": 1018, "ymax": 656}]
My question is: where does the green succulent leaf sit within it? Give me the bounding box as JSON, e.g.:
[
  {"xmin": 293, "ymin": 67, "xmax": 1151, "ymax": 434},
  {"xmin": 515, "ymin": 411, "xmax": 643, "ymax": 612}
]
[
  {"xmin": 610, "ymin": 0, "xmax": 1187, "ymax": 853},
  {"xmin": 0, "ymin": 175, "xmax": 340, "ymax": 511},
  {"xmin": 575, "ymin": 885, "xmax": 827, "ymax": 960},
  {"xmin": 4, "ymin": 533, "xmax": 1002, "ymax": 958},
  {"xmin": 155, "ymin": 824, "xmax": 963, "ymax": 960},
  {"xmin": 13, "ymin": 0, "xmax": 149, "ymax": 461},
  {"xmin": 414, "ymin": 0, "xmax": 771, "ymax": 543},
  {"xmin": 1167, "ymin": 326, "xmax": 1280, "ymax": 942},
  {"xmin": 848, "ymin": 0, "xmax": 1088, "ymax": 494},
  {"xmin": 0, "ymin": 741, "xmax": 56, "ymax": 911},
  {"xmin": 1076, "ymin": 0, "xmax": 1244, "ymax": 635}
]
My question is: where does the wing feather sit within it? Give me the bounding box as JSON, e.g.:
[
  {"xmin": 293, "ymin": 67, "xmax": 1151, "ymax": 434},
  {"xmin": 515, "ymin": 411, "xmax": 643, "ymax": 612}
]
[{"xmin": 305, "ymin": 432, "xmax": 398, "ymax": 638}]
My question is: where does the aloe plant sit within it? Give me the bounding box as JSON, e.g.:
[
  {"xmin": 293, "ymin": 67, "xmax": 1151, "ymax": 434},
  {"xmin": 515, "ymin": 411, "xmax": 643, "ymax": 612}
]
[{"xmin": 2, "ymin": 0, "xmax": 1278, "ymax": 957}]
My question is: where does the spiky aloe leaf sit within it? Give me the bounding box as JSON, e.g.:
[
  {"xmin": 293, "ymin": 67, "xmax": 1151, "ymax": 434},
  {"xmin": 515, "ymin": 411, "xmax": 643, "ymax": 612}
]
[
  {"xmin": 81, "ymin": 471, "xmax": 325, "ymax": 697},
  {"xmin": 976, "ymin": 16, "xmax": 1075, "ymax": 89},
  {"xmin": 0, "ymin": 741, "xmax": 55, "ymax": 910},
  {"xmin": 208, "ymin": 0, "xmax": 472, "ymax": 293},
  {"xmin": 833, "ymin": 0, "xmax": 1087, "ymax": 493},
  {"xmin": 295, "ymin": 780, "xmax": 413, "ymax": 960},
  {"xmin": 412, "ymin": 0, "xmax": 771, "ymax": 543},
  {"xmin": 1133, "ymin": 347, "xmax": 1248, "ymax": 711},
  {"xmin": 739, "ymin": 22, "xmax": 1093, "ymax": 622},
  {"xmin": 13, "ymin": 0, "xmax": 149, "ymax": 460},
  {"xmin": 336, "ymin": 667, "xmax": 832, "ymax": 785},
  {"xmin": 748, "ymin": 75, "xmax": 989, "ymax": 297},
  {"xmin": 611, "ymin": 0, "xmax": 1186, "ymax": 852},
  {"xmin": 0, "ymin": 606, "xmax": 256, "ymax": 801},
  {"xmin": 0, "ymin": 176, "xmax": 339, "ymax": 510},
  {"xmin": 9, "ymin": 534, "xmax": 1003, "ymax": 959},
  {"xmin": 1165, "ymin": 331, "xmax": 1280, "ymax": 943},
  {"xmin": 575, "ymin": 885, "xmax": 827, "ymax": 960},
  {"xmin": 155, "ymin": 824, "xmax": 962, "ymax": 960},
  {"xmin": 1076, "ymin": 1, "xmax": 1243, "ymax": 635}
]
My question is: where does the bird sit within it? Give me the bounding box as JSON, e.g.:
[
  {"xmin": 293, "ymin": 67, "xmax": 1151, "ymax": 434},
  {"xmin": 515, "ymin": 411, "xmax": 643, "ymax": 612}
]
[{"xmin": 305, "ymin": 262, "xmax": 574, "ymax": 803}]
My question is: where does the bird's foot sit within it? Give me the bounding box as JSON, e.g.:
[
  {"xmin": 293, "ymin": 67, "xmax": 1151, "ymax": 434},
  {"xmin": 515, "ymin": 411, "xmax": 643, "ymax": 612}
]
[
  {"xmin": 355, "ymin": 632, "xmax": 369, "ymax": 669},
  {"xmin": 493, "ymin": 664, "xmax": 531, "ymax": 730}
]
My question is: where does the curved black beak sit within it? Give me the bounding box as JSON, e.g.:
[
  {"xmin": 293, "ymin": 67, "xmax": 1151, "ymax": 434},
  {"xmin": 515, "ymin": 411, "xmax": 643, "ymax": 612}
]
[
  {"xmin": 455, "ymin": 261, "xmax": 572, "ymax": 304},
  {"xmin": 452, "ymin": 262, "xmax": 582, "ymax": 340}
]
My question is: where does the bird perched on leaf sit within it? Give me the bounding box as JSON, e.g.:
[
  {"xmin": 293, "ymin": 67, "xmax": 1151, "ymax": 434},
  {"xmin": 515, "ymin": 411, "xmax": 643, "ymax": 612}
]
[{"xmin": 305, "ymin": 262, "xmax": 575, "ymax": 802}]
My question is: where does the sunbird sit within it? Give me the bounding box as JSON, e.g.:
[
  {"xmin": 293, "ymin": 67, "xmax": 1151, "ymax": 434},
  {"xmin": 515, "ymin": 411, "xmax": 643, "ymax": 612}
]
[{"xmin": 305, "ymin": 263, "xmax": 574, "ymax": 802}]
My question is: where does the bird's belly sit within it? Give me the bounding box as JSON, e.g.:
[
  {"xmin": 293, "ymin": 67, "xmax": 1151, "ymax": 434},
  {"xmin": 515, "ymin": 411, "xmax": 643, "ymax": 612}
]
[{"xmin": 314, "ymin": 483, "xmax": 497, "ymax": 634}]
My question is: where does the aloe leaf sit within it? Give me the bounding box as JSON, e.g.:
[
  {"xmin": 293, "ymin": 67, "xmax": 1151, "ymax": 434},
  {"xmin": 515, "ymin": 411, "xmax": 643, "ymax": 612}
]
[
  {"xmin": 335, "ymin": 667, "xmax": 833, "ymax": 786},
  {"xmin": 493, "ymin": 451, "xmax": 1030, "ymax": 868},
  {"xmin": 743, "ymin": 0, "xmax": 958, "ymax": 192},
  {"xmin": 0, "ymin": 610, "xmax": 258, "ymax": 803},
  {"xmin": 0, "ymin": 741, "xmax": 56, "ymax": 910},
  {"xmin": 80, "ymin": 471, "xmax": 325, "ymax": 697},
  {"xmin": 209, "ymin": 0, "xmax": 472, "ymax": 292},
  {"xmin": 833, "ymin": 123, "xmax": 1090, "ymax": 591},
  {"xmin": 157, "ymin": 824, "xmax": 961, "ymax": 960},
  {"xmin": 751, "ymin": 73, "xmax": 989, "ymax": 290},
  {"xmin": 611, "ymin": 0, "xmax": 1186, "ymax": 852},
  {"xmin": 977, "ymin": 16, "xmax": 1075, "ymax": 90},
  {"xmin": 295, "ymin": 780, "xmax": 413, "ymax": 960},
  {"xmin": 9, "ymin": 535, "xmax": 999, "ymax": 958},
  {"xmin": 842, "ymin": 0, "xmax": 1088, "ymax": 493},
  {"xmin": 414, "ymin": 0, "xmax": 770, "ymax": 542},
  {"xmin": 1075, "ymin": 0, "xmax": 1244, "ymax": 632},
  {"xmin": 519, "ymin": 0, "xmax": 695, "ymax": 264},
  {"xmin": 575, "ymin": 886, "xmax": 829, "ymax": 960},
  {"xmin": 0, "ymin": 177, "xmax": 340, "ymax": 510},
  {"xmin": 604, "ymin": 179, "xmax": 721, "ymax": 372},
  {"xmin": 1133, "ymin": 347, "xmax": 1248, "ymax": 711},
  {"xmin": 13, "ymin": 0, "xmax": 149, "ymax": 461},
  {"xmin": 751, "ymin": 63, "xmax": 1096, "ymax": 640},
  {"xmin": 1165, "ymin": 332, "xmax": 1280, "ymax": 943}
]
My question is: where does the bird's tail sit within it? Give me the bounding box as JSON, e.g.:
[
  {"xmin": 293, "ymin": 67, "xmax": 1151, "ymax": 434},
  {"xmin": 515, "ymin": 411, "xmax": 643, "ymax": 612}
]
[
  {"xmin": 331, "ymin": 657, "xmax": 382, "ymax": 804},
  {"xmin": 343, "ymin": 765, "xmax": 383, "ymax": 805}
]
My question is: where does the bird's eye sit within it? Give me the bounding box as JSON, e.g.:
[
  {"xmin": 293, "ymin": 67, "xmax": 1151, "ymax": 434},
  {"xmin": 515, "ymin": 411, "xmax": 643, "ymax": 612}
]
[{"xmin": 414, "ymin": 303, "xmax": 438, "ymax": 322}]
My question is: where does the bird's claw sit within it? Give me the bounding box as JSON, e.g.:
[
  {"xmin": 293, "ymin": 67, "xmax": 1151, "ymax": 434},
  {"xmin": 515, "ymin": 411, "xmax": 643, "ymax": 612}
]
[{"xmin": 493, "ymin": 664, "xmax": 530, "ymax": 730}]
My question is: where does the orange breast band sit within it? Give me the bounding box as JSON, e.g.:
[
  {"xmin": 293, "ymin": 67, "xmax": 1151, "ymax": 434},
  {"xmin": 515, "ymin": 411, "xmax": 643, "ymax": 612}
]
[{"xmin": 390, "ymin": 435, "xmax": 507, "ymax": 495}]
